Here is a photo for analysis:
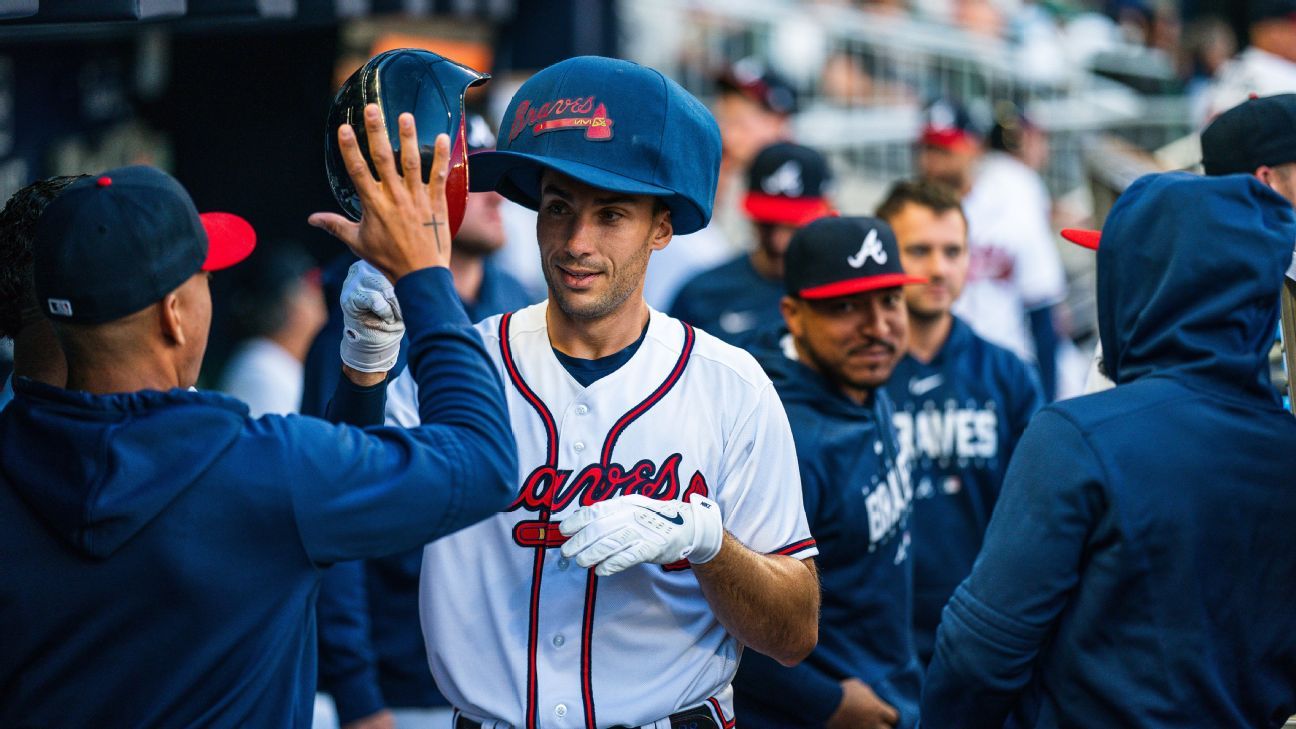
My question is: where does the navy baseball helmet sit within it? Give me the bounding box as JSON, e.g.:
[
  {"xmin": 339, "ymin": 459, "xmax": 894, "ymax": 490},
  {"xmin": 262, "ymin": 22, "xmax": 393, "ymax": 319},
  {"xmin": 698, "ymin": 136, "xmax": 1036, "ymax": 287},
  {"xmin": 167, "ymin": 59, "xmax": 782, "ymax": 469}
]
[
  {"xmin": 468, "ymin": 56, "xmax": 721, "ymax": 235},
  {"xmin": 325, "ymin": 49, "xmax": 489, "ymax": 234}
]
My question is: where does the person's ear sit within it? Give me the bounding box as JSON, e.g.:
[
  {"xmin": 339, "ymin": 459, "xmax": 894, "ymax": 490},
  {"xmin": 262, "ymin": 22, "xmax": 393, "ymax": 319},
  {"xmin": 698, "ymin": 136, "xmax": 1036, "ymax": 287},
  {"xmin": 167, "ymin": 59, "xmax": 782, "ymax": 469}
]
[
  {"xmin": 160, "ymin": 291, "xmax": 186, "ymax": 348},
  {"xmin": 1256, "ymin": 165, "xmax": 1276, "ymax": 188},
  {"xmin": 650, "ymin": 208, "xmax": 673, "ymax": 252},
  {"xmin": 781, "ymin": 295, "xmax": 803, "ymax": 338}
]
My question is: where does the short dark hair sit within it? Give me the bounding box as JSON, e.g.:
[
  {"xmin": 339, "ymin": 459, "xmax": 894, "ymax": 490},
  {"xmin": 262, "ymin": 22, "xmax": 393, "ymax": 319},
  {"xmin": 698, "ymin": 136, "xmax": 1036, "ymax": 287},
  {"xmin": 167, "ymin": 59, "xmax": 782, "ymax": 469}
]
[
  {"xmin": 0, "ymin": 175, "xmax": 86, "ymax": 339},
  {"xmin": 875, "ymin": 179, "xmax": 968, "ymax": 231}
]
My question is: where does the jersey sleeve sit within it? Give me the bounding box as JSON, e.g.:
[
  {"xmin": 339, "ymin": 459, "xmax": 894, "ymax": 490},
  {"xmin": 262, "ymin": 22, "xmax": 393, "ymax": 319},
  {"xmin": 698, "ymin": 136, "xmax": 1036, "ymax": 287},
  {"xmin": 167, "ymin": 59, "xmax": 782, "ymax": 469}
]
[{"xmin": 713, "ymin": 381, "xmax": 817, "ymax": 559}]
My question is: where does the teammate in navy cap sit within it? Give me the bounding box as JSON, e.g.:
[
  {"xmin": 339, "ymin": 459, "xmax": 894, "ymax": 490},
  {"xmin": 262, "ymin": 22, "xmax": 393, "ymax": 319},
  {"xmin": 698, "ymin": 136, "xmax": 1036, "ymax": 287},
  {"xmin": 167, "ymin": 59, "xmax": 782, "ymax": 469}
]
[
  {"xmin": 670, "ymin": 141, "xmax": 835, "ymax": 342},
  {"xmin": 923, "ymin": 172, "xmax": 1296, "ymax": 728},
  {"xmin": 876, "ymin": 180, "xmax": 1043, "ymax": 667},
  {"xmin": 735, "ymin": 216, "xmax": 925, "ymax": 729},
  {"xmin": 341, "ymin": 55, "xmax": 821, "ymax": 728},
  {"xmin": 0, "ymin": 114, "xmax": 517, "ymax": 727}
]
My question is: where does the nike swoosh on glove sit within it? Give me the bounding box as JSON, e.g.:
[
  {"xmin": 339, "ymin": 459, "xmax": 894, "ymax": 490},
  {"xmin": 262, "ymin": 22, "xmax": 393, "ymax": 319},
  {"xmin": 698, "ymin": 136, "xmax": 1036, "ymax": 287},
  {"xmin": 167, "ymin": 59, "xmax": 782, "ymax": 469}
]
[
  {"xmin": 340, "ymin": 259, "xmax": 405, "ymax": 373},
  {"xmin": 558, "ymin": 494, "xmax": 723, "ymax": 577}
]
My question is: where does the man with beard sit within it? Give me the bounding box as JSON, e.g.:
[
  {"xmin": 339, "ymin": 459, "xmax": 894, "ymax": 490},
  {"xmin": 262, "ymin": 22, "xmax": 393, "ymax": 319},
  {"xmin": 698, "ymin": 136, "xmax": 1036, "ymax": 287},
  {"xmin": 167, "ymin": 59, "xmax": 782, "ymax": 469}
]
[
  {"xmin": 734, "ymin": 216, "xmax": 926, "ymax": 729},
  {"xmin": 359, "ymin": 56, "xmax": 820, "ymax": 727},
  {"xmin": 876, "ymin": 180, "xmax": 1043, "ymax": 667}
]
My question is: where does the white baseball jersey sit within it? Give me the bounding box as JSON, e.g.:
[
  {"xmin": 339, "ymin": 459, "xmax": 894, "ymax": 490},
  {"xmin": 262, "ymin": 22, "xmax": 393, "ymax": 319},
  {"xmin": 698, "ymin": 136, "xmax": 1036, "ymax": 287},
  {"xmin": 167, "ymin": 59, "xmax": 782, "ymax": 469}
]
[
  {"xmin": 956, "ymin": 151, "xmax": 1067, "ymax": 362},
  {"xmin": 386, "ymin": 302, "xmax": 816, "ymax": 729}
]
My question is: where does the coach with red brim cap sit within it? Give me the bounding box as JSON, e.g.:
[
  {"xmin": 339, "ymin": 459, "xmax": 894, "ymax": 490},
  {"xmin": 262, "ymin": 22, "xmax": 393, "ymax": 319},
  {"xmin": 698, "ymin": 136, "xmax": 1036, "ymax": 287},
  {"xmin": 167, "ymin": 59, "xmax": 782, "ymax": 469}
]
[
  {"xmin": 670, "ymin": 141, "xmax": 837, "ymax": 342},
  {"xmin": 0, "ymin": 127, "xmax": 516, "ymax": 726},
  {"xmin": 735, "ymin": 215, "xmax": 927, "ymax": 729}
]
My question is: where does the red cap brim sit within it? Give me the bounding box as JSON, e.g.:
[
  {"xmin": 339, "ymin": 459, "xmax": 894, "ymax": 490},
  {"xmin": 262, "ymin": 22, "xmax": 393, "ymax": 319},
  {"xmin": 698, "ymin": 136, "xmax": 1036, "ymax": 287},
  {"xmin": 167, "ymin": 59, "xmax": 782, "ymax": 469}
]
[
  {"xmin": 200, "ymin": 212, "xmax": 257, "ymax": 271},
  {"xmin": 920, "ymin": 127, "xmax": 980, "ymax": 152},
  {"xmin": 743, "ymin": 193, "xmax": 835, "ymax": 226},
  {"xmin": 1060, "ymin": 228, "xmax": 1100, "ymax": 250},
  {"xmin": 799, "ymin": 272, "xmax": 928, "ymax": 300}
]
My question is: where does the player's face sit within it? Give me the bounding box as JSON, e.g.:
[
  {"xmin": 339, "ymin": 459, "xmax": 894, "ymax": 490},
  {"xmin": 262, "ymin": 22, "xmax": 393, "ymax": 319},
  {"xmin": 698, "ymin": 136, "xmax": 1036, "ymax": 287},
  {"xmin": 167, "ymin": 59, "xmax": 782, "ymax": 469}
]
[
  {"xmin": 454, "ymin": 190, "xmax": 507, "ymax": 257},
  {"xmin": 782, "ymin": 287, "xmax": 909, "ymax": 400},
  {"xmin": 890, "ymin": 203, "xmax": 968, "ymax": 320},
  {"xmin": 917, "ymin": 143, "xmax": 977, "ymax": 195},
  {"xmin": 753, "ymin": 221, "xmax": 798, "ymax": 274},
  {"xmin": 536, "ymin": 171, "xmax": 672, "ymax": 321}
]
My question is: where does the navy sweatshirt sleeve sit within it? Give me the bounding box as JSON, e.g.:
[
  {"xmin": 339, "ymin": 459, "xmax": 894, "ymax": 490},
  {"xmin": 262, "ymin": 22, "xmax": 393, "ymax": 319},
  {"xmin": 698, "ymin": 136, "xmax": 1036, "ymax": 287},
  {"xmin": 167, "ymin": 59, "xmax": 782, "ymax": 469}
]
[
  {"xmin": 921, "ymin": 409, "xmax": 1104, "ymax": 727},
  {"xmin": 284, "ymin": 266, "xmax": 517, "ymax": 565}
]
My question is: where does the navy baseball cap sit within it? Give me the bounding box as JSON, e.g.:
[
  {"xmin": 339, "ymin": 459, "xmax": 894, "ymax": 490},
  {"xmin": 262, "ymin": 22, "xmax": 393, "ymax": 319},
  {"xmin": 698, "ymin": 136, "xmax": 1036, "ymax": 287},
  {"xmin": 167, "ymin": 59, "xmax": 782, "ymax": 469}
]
[
  {"xmin": 785, "ymin": 216, "xmax": 925, "ymax": 299},
  {"xmin": 33, "ymin": 165, "xmax": 256, "ymax": 325},
  {"xmin": 469, "ymin": 56, "xmax": 722, "ymax": 236},
  {"xmin": 1201, "ymin": 94, "xmax": 1296, "ymax": 176},
  {"xmin": 716, "ymin": 59, "xmax": 798, "ymax": 116},
  {"xmin": 1251, "ymin": 0, "xmax": 1296, "ymax": 23},
  {"xmin": 743, "ymin": 142, "xmax": 834, "ymax": 226}
]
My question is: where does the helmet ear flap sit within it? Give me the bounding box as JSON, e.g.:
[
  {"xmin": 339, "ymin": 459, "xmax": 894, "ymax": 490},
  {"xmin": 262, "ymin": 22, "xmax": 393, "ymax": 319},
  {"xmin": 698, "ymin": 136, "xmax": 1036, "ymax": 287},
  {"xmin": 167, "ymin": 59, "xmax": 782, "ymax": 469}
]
[{"xmin": 446, "ymin": 114, "xmax": 470, "ymax": 237}]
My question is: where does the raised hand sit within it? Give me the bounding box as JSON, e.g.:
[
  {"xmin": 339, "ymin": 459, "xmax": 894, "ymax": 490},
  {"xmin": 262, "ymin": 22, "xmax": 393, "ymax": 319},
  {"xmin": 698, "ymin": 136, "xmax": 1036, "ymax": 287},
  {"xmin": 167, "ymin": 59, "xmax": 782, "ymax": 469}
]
[{"xmin": 309, "ymin": 103, "xmax": 453, "ymax": 281}]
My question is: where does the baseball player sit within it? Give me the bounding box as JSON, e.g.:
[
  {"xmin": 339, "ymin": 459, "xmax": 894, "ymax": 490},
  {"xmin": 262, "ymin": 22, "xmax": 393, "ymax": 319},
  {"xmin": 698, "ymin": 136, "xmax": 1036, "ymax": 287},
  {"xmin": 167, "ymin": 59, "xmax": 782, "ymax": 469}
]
[
  {"xmin": 669, "ymin": 141, "xmax": 834, "ymax": 343},
  {"xmin": 734, "ymin": 216, "xmax": 926, "ymax": 729},
  {"xmin": 917, "ymin": 98, "xmax": 1068, "ymax": 399},
  {"xmin": 356, "ymin": 56, "xmax": 821, "ymax": 728},
  {"xmin": 922, "ymin": 172, "xmax": 1296, "ymax": 728},
  {"xmin": 875, "ymin": 180, "xmax": 1043, "ymax": 667},
  {"xmin": 0, "ymin": 112, "xmax": 516, "ymax": 726}
]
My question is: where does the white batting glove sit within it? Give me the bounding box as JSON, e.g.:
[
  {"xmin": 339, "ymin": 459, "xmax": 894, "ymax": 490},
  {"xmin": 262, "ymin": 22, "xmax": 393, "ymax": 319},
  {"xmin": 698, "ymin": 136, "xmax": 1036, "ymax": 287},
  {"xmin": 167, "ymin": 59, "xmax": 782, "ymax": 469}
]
[
  {"xmin": 558, "ymin": 495, "xmax": 724, "ymax": 577},
  {"xmin": 340, "ymin": 260, "xmax": 404, "ymax": 373}
]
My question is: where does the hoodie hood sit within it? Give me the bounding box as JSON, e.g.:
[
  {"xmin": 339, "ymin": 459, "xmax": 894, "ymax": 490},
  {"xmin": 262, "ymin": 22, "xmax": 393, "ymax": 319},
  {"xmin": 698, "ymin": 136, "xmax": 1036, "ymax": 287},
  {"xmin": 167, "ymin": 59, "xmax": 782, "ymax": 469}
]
[
  {"xmin": 1097, "ymin": 172, "xmax": 1295, "ymax": 399},
  {"xmin": 1, "ymin": 379, "xmax": 247, "ymax": 558}
]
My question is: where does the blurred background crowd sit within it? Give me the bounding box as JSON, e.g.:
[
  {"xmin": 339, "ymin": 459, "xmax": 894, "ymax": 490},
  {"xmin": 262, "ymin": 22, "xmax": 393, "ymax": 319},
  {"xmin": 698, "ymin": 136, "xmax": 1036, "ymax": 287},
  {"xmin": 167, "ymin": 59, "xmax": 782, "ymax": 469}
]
[{"xmin": 1, "ymin": 0, "xmax": 1284, "ymax": 411}]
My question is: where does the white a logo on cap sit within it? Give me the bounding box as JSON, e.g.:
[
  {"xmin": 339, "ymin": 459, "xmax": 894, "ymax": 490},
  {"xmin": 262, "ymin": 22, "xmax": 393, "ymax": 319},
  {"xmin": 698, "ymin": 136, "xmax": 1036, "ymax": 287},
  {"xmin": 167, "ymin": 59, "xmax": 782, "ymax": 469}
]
[
  {"xmin": 47, "ymin": 298, "xmax": 73, "ymax": 317},
  {"xmin": 847, "ymin": 229, "xmax": 887, "ymax": 268},
  {"xmin": 762, "ymin": 160, "xmax": 804, "ymax": 197}
]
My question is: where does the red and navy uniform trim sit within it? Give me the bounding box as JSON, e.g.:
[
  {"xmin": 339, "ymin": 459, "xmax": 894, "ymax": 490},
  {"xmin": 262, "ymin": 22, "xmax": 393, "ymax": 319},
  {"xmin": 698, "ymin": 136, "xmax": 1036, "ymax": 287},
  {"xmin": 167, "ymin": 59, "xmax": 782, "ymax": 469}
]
[
  {"xmin": 503, "ymin": 316, "xmax": 697, "ymax": 729},
  {"xmin": 772, "ymin": 537, "xmax": 818, "ymax": 557},
  {"xmin": 499, "ymin": 312, "xmax": 559, "ymax": 729},
  {"xmin": 579, "ymin": 320, "xmax": 696, "ymax": 729},
  {"xmin": 707, "ymin": 696, "xmax": 737, "ymax": 729}
]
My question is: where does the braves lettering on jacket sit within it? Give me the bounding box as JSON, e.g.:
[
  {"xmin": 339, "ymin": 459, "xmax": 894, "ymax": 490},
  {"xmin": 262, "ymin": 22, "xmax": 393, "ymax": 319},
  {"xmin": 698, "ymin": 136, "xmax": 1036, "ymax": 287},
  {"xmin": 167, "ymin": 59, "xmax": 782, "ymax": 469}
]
[
  {"xmin": 732, "ymin": 329, "xmax": 922, "ymax": 729},
  {"xmin": 884, "ymin": 316, "xmax": 1042, "ymax": 665},
  {"xmin": 386, "ymin": 303, "xmax": 816, "ymax": 729}
]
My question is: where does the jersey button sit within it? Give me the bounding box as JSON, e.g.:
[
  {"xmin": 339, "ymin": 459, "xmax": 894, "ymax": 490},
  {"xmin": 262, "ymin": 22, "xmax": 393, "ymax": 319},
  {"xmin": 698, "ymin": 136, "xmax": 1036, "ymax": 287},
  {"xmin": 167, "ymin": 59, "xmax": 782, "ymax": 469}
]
[
  {"xmin": 575, "ymin": 404, "xmax": 589, "ymax": 415},
  {"xmin": 573, "ymin": 441, "xmax": 585, "ymax": 452},
  {"xmin": 554, "ymin": 703, "xmax": 568, "ymax": 718},
  {"xmin": 553, "ymin": 634, "xmax": 565, "ymax": 647},
  {"xmin": 557, "ymin": 557, "xmax": 571, "ymax": 570}
]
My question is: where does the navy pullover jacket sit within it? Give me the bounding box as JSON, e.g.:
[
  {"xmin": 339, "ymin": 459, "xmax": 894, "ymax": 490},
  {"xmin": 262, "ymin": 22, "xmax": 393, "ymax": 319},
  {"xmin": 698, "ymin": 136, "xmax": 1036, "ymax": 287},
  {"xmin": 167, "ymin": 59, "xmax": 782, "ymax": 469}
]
[
  {"xmin": 734, "ymin": 329, "xmax": 922, "ymax": 729},
  {"xmin": 0, "ymin": 268, "xmax": 516, "ymax": 728},
  {"xmin": 885, "ymin": 317, "xmax": 1042, "ymax": 665},
  {"xmin": 922, "ymin": 173, "xmax": 1296, "ymax": 728}
]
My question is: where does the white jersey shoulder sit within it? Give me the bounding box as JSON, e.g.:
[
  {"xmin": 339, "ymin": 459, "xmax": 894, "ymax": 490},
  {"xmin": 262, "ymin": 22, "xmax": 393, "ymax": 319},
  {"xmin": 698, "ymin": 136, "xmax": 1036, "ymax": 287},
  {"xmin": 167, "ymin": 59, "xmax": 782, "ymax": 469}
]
[{"xmin": 388, "ymin": 302, "xmax": 815, "ymax": 729}]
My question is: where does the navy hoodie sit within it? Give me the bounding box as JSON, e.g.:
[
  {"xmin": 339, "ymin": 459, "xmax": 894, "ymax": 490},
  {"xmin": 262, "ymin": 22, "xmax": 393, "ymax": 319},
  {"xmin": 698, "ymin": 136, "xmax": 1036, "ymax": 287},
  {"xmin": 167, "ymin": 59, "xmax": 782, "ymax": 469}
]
[
  {"xmin": 734, "ymin": 328, "xmax": 922, "ymax": 729},
  {"xmin": 0, "ymin": 268, "xmax": 517, "ymax": 728},
  {"xmin": 885, "ymin": 317, "xmax": 1043, "ymax": 665},
  {"xmin": 921, "ymin": 172, "xmax": 1296, "ymax": 728}
]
